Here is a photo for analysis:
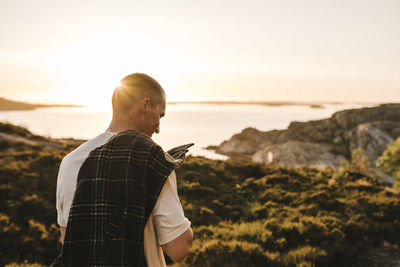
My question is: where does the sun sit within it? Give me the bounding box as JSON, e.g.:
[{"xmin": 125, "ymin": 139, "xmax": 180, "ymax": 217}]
[{"xmin": 52, "ymin": 32, "xmax": 188, "ymax": 110}]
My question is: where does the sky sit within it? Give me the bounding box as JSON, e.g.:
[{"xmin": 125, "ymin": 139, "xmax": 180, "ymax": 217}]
[{"xmin": 0, "ymin": 0, "xmax": 399, "ymax": 108}]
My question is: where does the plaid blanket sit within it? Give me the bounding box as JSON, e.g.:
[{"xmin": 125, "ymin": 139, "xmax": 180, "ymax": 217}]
[{"xmin": 57, "ymin": 130, "xmax": 182, "ymax": 266}]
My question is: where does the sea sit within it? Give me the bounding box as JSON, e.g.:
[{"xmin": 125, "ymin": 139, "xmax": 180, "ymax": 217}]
[{"xmin": 0, "ymin": 103, "xmax": 376, "ymax": 160}]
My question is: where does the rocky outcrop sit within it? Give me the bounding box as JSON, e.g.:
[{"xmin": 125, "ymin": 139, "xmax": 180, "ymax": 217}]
[
  {"xmin": 215, "ymin": 128, "xmax": 282, "ymax": 157},
  {"xmin": 252, "ymin": 141, "xmax": 346, "ymax": 169},
  {"xmin": 209, "ymin": 104, "xmax": 400, "ymax": 183}
]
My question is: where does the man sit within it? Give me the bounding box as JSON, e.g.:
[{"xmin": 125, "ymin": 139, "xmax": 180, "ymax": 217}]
[{"xmin": 55, "ymin": 73, "xmax": 193, "ymax": 266}]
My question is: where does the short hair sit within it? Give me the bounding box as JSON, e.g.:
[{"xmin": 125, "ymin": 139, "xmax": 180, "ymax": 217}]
[{"xmin": 112, "ymin": 73, "xmax": 165, "ymax": 113}]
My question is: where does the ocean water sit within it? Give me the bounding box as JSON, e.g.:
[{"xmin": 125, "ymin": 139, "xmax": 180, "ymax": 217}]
[{"xmin": 0, "ymin": 103, "xmax": 373, "ymax": 159}]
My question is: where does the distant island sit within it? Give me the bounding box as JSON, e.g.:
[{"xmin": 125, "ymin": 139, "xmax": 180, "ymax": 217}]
[
  {"xmin": 0, "ymin": 97, "xmax": 83, "ymax": 111},
  {"xmin": 167, "ymin": 100, "xmax": 340, "ymax": 108}
]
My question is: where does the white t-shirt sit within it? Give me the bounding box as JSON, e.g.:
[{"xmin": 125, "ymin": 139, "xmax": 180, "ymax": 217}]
[{"xmin": 56, "ymin": 132, "xmax": 191, "ymax": 266}]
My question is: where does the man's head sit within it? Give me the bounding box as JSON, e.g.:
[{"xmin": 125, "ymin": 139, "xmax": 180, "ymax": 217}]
[{"xmin": 111, "ymin": 73, "xmax": 166, "ymax": 137}]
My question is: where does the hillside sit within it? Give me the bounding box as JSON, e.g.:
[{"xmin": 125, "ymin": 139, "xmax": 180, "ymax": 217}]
[
  {"xmin": 0, "ymin": 123, "xmax": 399, "ymax": 266},
  {"xmin": 0, "ymin": 97, "xmax": 81, "ymax": 111},
  {"xmin": 0, "ymin": 122, "xmax": 84, "ymax": 152}
]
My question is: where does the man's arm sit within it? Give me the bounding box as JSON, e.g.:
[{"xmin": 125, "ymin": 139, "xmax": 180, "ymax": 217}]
[
  {"xmin": 153, "ymin": 170, "xmax": 193, "ymax": 262},
  {"xmin": 60, "ymin": 226, "xmax": 66, "ymax": 243},
  {"xmin": 161, "ymin": 228, "xmax": 193, "ymax": 262}
]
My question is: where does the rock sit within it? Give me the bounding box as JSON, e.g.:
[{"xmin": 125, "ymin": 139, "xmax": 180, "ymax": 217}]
[
  {"xmin": 286, "ymin": 118, "xmax": 338, "ymax": 143},
  {"xmin": 374, "ymin": 169, "xmax": 395, "ymax": 185},
  {"xmin": 348, "ymin": 123, "xmax": 394, "ymax": 166},
  {"xmin": 252, "ymin": 141, "xmax": 345, "ymax": 169},
  {"xmin": 333, "ymin": 136, "xmax": 343, "ymax": 144},
  {"xmin": 367, "ymin": 120, "xmax": 400, "ymax": 139},
  {"xmin": 217, "ymin": 127, "xmax": 284, "ymax": 157},
  {"xmin": 332, "ymin": 103, "xmax": 400, "ymax": 129}
]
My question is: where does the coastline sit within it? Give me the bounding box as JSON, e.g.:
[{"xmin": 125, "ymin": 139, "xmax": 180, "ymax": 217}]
[{"xmin": 0, "ymin": 97, "xmax": 82, "ymax": 111}]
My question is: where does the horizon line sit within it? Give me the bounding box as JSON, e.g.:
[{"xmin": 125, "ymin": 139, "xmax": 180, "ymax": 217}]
[{"xmin": 1, "ymin": 96, "xmax": 396, "ymax": 108}]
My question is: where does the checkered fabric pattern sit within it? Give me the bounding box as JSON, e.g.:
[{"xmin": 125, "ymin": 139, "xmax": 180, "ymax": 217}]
[{"xmin": 58, "ymin": 130, "xmax": 182, "ymax": 266}]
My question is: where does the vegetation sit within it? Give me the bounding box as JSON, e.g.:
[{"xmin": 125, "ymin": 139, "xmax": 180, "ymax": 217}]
[
  {"xmin": 173, "ymin": 157, "xmax": 400, "ymax": 266},
  {"xmin": 0, "ymin": 123, "xmax": 33, "ymax": 137},
  {"xmin": 339, "ymin": 147, "xmax": 375, "ymax": 179},
  {"xmin": 0, "ymin": 124, "xmax": 399, "ymax": 266},
  {"xmin": 377, "ymin": 137, "xmax": 400, "ymax": 192},
  {"xmin": 0, "ymin": 150, "xmax": 66, "ymax": 265}
]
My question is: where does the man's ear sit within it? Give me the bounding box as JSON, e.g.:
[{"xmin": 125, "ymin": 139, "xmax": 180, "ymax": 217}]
[{"xmin": 139, "ymin": 97, "xmax": 151, "ymax": 112}]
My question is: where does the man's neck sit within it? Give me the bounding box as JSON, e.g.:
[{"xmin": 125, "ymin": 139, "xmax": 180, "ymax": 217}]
[{"xmin": 106, "ymin": 119, "xmax": 140, "ymax": 134}]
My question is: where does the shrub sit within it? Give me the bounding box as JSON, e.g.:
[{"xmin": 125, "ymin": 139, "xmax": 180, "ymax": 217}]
[
  {"xmin": 183, "ymin": 239, "xmax": 278, "ymax": 267},
  {"xmin": 281, "ymin": 246, "xmax": 327, "ymax": 266},
  {"xmin": 377, "ymin": 137, "xmax": 400, "ymax": 191}
]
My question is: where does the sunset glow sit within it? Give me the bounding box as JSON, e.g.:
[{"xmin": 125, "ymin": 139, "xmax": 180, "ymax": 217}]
[{"xmin": 0, "ymin": 0, "xmax": 399, "ymax": 106}]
